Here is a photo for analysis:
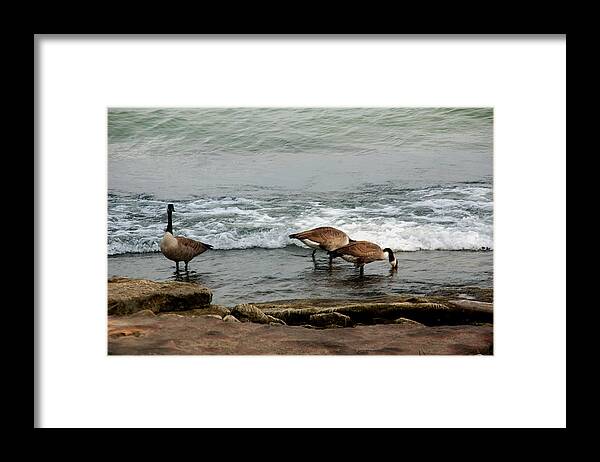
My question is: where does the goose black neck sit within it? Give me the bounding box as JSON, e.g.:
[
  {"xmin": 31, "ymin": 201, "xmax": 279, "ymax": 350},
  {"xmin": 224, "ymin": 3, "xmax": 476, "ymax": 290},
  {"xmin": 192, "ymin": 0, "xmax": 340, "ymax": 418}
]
[
  {"xmin": 383, "ymin": 248, "xmax": 395, "ymax": 262},
  {"xmin": 166, "ymin": 209, "xmax": 173, "ymax": 233}
]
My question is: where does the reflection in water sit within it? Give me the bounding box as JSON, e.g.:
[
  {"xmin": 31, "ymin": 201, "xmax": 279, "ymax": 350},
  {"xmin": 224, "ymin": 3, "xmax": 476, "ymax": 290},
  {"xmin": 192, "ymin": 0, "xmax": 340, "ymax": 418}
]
[
  {"xmin": 170, "ymin": 269, "xmax": 209, "ymax": 286},
  {"xmin": 312, "ymin": 261, "xmax": 334, "ymax": 273},
  {"xmin": 173, "ymin": 271, "xmax": 188, "ymax": 282}
]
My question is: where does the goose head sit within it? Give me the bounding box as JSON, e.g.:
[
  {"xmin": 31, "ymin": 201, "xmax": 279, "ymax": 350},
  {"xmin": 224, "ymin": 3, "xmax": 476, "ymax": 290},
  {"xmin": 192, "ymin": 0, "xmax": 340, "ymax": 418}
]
[{"xmin": 383, "ymin": 248, "xmax": 398, "ymax": 269}]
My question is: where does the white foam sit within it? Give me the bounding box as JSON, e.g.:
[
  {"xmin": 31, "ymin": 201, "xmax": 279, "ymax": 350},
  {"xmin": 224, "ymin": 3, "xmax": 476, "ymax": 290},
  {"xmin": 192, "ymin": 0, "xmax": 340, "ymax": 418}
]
[{"xmin": 107, "ymin": 185, "xmax": 493, "ymax": 254}]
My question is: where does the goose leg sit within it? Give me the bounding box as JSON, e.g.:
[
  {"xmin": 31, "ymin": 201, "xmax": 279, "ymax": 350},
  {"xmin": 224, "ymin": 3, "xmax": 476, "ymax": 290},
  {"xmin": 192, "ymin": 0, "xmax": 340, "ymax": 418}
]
[
  {"xmin": 311, "ymin": 249, "xmax": 317, "ymax": 261},
  {"xmin": 175, "ymin": 262, "xmax": 180, "ymax": 272},
  {"xmin": 359, "ymin": 265, "xmax": 364, "ymax": 277},
  {"xmin": 185, "ymin": 261, "xmax": 189, "ymax": 272},
  {"xmin": 328, "ymin": 254, "xmax": 333, "ymax": 266}
]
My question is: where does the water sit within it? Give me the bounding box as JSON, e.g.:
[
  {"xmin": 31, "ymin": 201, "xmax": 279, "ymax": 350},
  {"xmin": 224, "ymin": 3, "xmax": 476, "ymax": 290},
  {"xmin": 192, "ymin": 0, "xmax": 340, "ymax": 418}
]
[
  {"xmin": 108, "ymin": 249, "xmax": 492, "ymax": 306},
  {"xmin": 108, "ymin": 107, "xmax": 493, "ymax": 305}
]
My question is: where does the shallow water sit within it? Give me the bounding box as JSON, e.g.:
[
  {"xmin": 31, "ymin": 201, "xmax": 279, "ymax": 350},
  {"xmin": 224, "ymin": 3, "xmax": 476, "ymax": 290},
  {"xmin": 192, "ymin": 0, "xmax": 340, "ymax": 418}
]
[{"xmin": 108, "ymin": 248, "xmax": 493, "ymax": 306}]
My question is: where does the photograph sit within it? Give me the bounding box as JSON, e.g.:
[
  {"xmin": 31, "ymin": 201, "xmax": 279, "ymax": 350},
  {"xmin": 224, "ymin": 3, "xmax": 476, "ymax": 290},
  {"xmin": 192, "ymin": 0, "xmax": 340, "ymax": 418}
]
[{"xmin": 107, "ymin": 107, "xmax": 494, "ymax": 355}]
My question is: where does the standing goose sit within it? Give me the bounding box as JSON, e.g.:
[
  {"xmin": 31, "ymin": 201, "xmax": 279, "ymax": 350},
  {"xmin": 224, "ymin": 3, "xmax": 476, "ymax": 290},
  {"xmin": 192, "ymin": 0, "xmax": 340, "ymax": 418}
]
[
  {"xmin": 328, "ymin": 240, "xmax": 398, "ymax": 276},
  {"xmin": 160, "ymin": 204, "xmax": 213, "ymax": 272},
  {"xmin": 289, "ymin": 226, "xmax": 354, "ymax": 263}
]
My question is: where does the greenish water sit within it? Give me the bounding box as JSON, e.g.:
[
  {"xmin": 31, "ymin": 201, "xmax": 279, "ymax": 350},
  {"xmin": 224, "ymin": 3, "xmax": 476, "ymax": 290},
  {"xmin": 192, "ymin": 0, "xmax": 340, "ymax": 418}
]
[{"xmin": 109, "ymin": 107, "xmax": 492, "ymax": 197}]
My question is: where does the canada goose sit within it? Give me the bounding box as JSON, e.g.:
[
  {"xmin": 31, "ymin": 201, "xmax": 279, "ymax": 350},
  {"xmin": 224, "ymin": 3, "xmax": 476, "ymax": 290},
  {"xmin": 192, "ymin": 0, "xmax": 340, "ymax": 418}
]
[
  {"xmin": 328, "ymin": 240, "xmax": 398, "ymax": 276},
  {"xmin": 288, "ymin": 226, "xmax": 354, "ymax": 263},
  {"xmin": 160, "ymin": 204, "xmax": 213, "ymax": 272}
]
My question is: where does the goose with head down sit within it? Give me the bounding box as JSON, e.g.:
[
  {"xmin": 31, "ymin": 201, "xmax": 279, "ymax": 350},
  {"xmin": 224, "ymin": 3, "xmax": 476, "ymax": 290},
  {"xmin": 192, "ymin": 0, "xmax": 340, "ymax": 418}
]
[
  {"xmin": 288, "ymin": 226, "xmax": 354, "ymax": 263},
  {"xmin": 328, "ymin": 240, "xmax": 398, "ymax": 276},
  {"xmin": 160, "ymin": 204, "xmax": 213, "ymax": 272}
]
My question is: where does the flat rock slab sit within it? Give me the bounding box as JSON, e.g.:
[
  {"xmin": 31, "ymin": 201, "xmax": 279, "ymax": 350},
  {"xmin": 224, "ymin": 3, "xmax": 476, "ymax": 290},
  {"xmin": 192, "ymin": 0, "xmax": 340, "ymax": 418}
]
[
  {"xmin": 431, "ymin": 287, "xmax": 493, "ymax": 303},
  {"xmin": 309, "ymin": 312, "xmax": 353, "ymax": 327},
  {"xmin": 254, "ymin": 296, "xmax": 493, "ymax": 326},
  {"xmin": 108, "ymin": 277, "xmax": 212, "ymax": 315},
  {"xmin": 108, "ymin": 315, "xmax": 493, "ymax": 355}
]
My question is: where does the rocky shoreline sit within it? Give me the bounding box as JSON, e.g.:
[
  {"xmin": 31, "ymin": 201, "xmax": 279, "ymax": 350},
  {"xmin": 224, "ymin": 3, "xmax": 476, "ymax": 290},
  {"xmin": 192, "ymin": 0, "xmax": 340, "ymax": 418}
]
[{"xmin": 107, "ymin": 277, "xmax": 493, "ymax": 355}]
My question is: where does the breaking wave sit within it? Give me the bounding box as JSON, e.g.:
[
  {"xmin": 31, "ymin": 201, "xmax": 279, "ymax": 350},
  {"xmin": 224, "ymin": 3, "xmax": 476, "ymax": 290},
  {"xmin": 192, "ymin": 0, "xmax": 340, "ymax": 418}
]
[{"xmin": 108, "ymin": 183, "xmax": 493, "ymax": 255}]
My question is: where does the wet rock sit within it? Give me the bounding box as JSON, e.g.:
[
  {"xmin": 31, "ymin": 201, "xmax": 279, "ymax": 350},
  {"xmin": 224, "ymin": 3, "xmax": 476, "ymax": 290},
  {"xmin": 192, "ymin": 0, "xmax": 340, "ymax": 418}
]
[
  {"xmin": 309, "ymin": 312, "xmax": 353, "ymax": 328},
  {"xmin": 207, "ymin": 305, "xmax": 232, "ymax": 317},
  {"xmin": 223, "ymin": 315, "xmax": 241, "ymax": 323},
  {"xmin": 431, "ymin": 287, "xmax": 493, "ymax": 303},
  {"xmin": 174, "ymin": 305, "xmax": 231, "ymax": 317},
  {"xmin": 394, "ymin": 317, "xmax": 424, "ymax": 326},
  {"xmin": 129, "ymin": 309, "xmax": 156, "ymax": 318},
  {"xmin": 266, "ymin": 315, "xmax": 286, "ymax": 325},
  {"xmin": 203, "ymin": 314, "xmax": 223, "ymax": 320},
  {"xmin": 447, "ymin": 299, "xmax": 493, "ymax": 311},
  {"xmin": 107, "ymin": 277, "xmax": 212, "ymax": 315},
  {"xmin": 256, "ymin": 297, "xmax": 492, "ymax": 326},
  {"xmin": 231, "ymin": 304, "xmax": 273, "ymax": 324}
]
